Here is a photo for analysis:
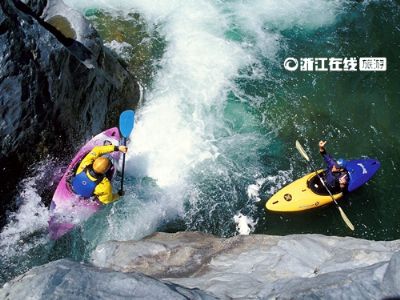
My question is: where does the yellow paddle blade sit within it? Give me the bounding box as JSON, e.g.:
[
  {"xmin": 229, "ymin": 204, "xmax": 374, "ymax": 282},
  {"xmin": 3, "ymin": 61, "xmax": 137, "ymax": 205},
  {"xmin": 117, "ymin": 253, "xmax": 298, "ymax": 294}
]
[
  {"xmin": 338, "ymin": 206, "xmax": 355, "ymax": 231},
  {"xmin": 295, "ymin": 140, "xmax": 310, "ymax": 162}
]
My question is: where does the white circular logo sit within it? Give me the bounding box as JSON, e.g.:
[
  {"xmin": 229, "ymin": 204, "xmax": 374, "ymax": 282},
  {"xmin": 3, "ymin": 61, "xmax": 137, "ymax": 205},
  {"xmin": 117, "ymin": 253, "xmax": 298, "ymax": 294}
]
[{"xmin": 284, "ymin": 57, "xmax": 299, "ymax": 71}]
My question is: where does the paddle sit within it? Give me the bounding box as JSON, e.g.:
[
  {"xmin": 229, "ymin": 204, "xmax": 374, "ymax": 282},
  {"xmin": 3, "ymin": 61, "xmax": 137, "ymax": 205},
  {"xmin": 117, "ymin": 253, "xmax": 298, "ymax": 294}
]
[
  {"xmin": 295, "ymin": 140, "xmax": 355, "ymax": 231},
  {"xmin": 119, "ymin": 110, "xmax": 135, "ymax": 194}
]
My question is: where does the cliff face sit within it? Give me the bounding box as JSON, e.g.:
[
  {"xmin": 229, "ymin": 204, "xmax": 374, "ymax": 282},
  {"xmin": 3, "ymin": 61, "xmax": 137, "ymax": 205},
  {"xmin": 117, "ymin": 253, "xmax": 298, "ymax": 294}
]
[
  {"xmin": 0, "ymin": 0, "xmax": 140, "ymax": 223},
  {"xmin": 0, "ymin": 259, "xmax": 217, "ymax": 300},
  {"xmin": 1, "ymin": 232, "xmax": 399, "ymax": 299},
  {"xmin": 91, "ymin": 232, "xmax": 400, "ymax": 299}
]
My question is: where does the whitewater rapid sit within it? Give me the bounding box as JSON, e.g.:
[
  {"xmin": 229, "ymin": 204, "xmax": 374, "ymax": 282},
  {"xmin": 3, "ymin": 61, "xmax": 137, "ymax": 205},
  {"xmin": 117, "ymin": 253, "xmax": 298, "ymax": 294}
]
[
  {"xmin": 0, "ymin": 0, "xmax": 349, "ymax": 277},
  {"xmin": 66, "ymin": 0, "xmax": 344, "ymax": 241}
]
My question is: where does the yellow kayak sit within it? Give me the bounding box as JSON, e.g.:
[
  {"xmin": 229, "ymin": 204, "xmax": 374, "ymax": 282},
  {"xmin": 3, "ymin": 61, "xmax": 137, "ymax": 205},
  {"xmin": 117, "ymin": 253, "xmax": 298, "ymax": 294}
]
[{"xmin": 265, "ymin": 170, "xmax": 343, "ymax": 212}]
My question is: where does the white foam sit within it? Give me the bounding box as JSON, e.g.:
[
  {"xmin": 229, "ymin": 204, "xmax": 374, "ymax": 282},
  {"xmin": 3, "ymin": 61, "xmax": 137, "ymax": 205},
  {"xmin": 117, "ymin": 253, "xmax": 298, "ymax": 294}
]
[
  {"xmin": 228, "ymin": 0, "xmax": 342, "ymax": 30},
  {"xmin": 104, "ymin": 40, "xmax": 133, "ymax": 61},
  {"xmin": 0, "ymin": 163, "xmax": 51, "ymax": 256},
  {"xmin": 121, "ymin": 1, "xmax": 252, "ymax": 190},
  {"xmin": 61, "ymin": 0, "xmax": 345, "ymax": 241},
  {"xmin": 234, "ymin": 213, "xmax": 257, "ymax": 235},
  {"xmin": 225, "ymin": 0, "xmax": 343, "ymax": 59},
  {"xmin": 247, "ymin": 178, "xmax": 268, "ymax": 202},
  {"xmin": 62, "ymin": 0, "xmax": 344, "ymax": 189},
  {"xmin": 247, "ymin": 168, "xmax": 294, "ymax": 204}
]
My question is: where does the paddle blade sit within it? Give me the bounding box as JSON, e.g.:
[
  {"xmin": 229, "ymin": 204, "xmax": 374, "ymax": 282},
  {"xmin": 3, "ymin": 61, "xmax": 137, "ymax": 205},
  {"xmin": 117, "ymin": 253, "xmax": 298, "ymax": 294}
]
[
  {"xmin": 338, "ymin": 206, "xmax": 355, "ymax": 231},
  {"xmin": 119, "ymin": 110, "xmax": 135, "ymax": 138},
  {"xmin": 295, "ymin": 140, "xmax": 310, "ymax": 162}
]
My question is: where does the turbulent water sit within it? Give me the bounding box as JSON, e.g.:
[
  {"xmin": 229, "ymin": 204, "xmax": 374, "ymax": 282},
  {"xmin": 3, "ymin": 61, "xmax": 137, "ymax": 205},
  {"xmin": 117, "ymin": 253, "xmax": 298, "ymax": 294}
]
[{"xmin": 1, "ymin": 0, "xmax": 399, "ymax": 284}]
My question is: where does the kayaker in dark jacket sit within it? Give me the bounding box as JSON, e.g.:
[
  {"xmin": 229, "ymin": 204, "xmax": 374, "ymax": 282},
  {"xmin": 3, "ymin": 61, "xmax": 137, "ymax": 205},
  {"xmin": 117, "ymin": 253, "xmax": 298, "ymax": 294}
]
[{"xmin": 319, "ymin": 140, "xmax": 349, "ymax": 192}]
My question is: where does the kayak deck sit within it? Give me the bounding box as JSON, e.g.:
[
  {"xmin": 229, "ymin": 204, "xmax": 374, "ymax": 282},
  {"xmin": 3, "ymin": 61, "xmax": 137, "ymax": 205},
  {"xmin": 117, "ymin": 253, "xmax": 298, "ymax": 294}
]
[
  {"xmin": 48, "ymin": 127, "xmax": 121, "ymax": 239},
  {"xmin": 266, "ymin": 158, "xmax": 380, "ymax": 213},
  {"xmin": 266, "ymin": 170, "xmax": 343, "ymax": 212}
]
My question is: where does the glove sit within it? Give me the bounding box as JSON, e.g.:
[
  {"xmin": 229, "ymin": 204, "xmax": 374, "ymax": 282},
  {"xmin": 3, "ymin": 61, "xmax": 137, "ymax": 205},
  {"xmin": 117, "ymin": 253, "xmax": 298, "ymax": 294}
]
[
  {"xmin": 118, "ymin": 146, "xmax": 128, "ymax": 153},
  {"xmin": 118, "ymin": 190, "xmax": 125, "ymax": 196}
]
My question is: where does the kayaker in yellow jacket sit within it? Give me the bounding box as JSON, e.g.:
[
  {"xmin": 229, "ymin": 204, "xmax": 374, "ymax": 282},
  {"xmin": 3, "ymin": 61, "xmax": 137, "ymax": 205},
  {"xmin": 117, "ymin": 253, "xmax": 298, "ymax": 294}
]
[{"xmin": 71, "ymin": 144, "xmax": 128, "ymax": 204}]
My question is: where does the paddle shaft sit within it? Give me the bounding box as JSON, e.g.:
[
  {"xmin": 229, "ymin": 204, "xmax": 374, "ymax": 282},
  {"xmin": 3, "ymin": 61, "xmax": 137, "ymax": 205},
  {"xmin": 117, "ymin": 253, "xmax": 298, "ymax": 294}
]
[
  {"xmin": 306, "ymin": 160, "xmax": 341, "ymax": 207},
  {"xmin": 120, "ymin": 137, "xmax": 127, "ymax": 193},
  {"xmin": 295, "ymin": 140, "xmax": 354, "ymax": 231}
]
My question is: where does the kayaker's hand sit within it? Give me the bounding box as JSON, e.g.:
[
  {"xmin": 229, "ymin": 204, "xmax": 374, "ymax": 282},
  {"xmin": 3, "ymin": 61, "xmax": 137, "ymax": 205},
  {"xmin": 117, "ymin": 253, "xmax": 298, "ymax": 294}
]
[
  {"xmin": 118, "ymin": 190, "xmax": 125, "ymax": 196},
  {"xmin": 118, "ymin": 146, "xmax": 128, "ymax": 153},
  {"xmin": 319, "ymin": 140, "xmax": 327, "ymax": 152}
]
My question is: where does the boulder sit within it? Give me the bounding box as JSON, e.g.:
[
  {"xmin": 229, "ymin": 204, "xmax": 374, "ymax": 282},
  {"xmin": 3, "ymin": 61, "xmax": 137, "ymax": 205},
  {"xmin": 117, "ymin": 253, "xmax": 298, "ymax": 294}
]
[
  {"xmin": 0, "ymin": 259, "xmax": 217, "ymax": 300},
  {"xmin": 1, "ymin": 232, "xmax": 400, "ymax": 299},
  {"xmin": 91, "ymin": 232, "xmax": 400, "ymax": 299}
]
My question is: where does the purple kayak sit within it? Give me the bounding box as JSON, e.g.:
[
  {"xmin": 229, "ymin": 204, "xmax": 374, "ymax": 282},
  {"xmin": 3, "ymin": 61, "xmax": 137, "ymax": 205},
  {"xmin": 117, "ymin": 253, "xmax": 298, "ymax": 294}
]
[{"xmin": 48, "ymin": 127, "xmax": 121, "ymax": 240}]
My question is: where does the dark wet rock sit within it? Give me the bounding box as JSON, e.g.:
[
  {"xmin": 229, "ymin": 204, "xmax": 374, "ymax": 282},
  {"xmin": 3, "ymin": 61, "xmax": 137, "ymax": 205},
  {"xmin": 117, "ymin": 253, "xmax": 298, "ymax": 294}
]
[
  {"xmin": 91, "ymin": 232, "xmax": 400, "ymax": 299},
  {"xmin": 19, "ymin": 0, "xmax": 47, "ymax": 16},
  {"xmin": 0, "ymin": 0, "xmax": 140, "ymax": 224},
  {"xmin": 0, "ymin": 259, "xmax": 217, "ymax": 300}
]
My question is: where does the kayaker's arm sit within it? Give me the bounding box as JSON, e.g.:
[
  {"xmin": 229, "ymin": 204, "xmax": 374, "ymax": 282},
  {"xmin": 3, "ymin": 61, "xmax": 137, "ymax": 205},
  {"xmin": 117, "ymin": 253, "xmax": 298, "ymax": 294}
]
[
  {"xmin": 339, "ymin": 174, "xmax": 348, "ymax": 191},
  {"xmin": 77, "ymin": 145, "xmax": 127, "ymax": 173},
  {"xmin": 95, "ymin": 174, "xmax": 126, "ymax": 205},
  {"xmin": 319, "ymin": 140, "xmax": 327, "ymax": 154},
  {"xmin": 95, "ymin": 179, "xmax": 114, "ymax": 204},
  {"xmin": 98, "ymin": 193, "xmax": 118, "ymax": 204},
  {"xmin": 319, "ymin": 140, "xmax": 337, "ymax": 169},
  {"xmin": 319, "ymin": 140, "xmax": 349, "ymax": 191}
]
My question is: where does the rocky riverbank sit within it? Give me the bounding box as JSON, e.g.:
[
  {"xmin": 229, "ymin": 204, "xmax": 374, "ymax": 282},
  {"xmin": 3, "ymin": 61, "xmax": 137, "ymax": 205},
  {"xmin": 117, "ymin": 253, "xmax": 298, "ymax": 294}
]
[{"xmin": 1, "ymin": 232, "xmax": 400, "ymax": 299}]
